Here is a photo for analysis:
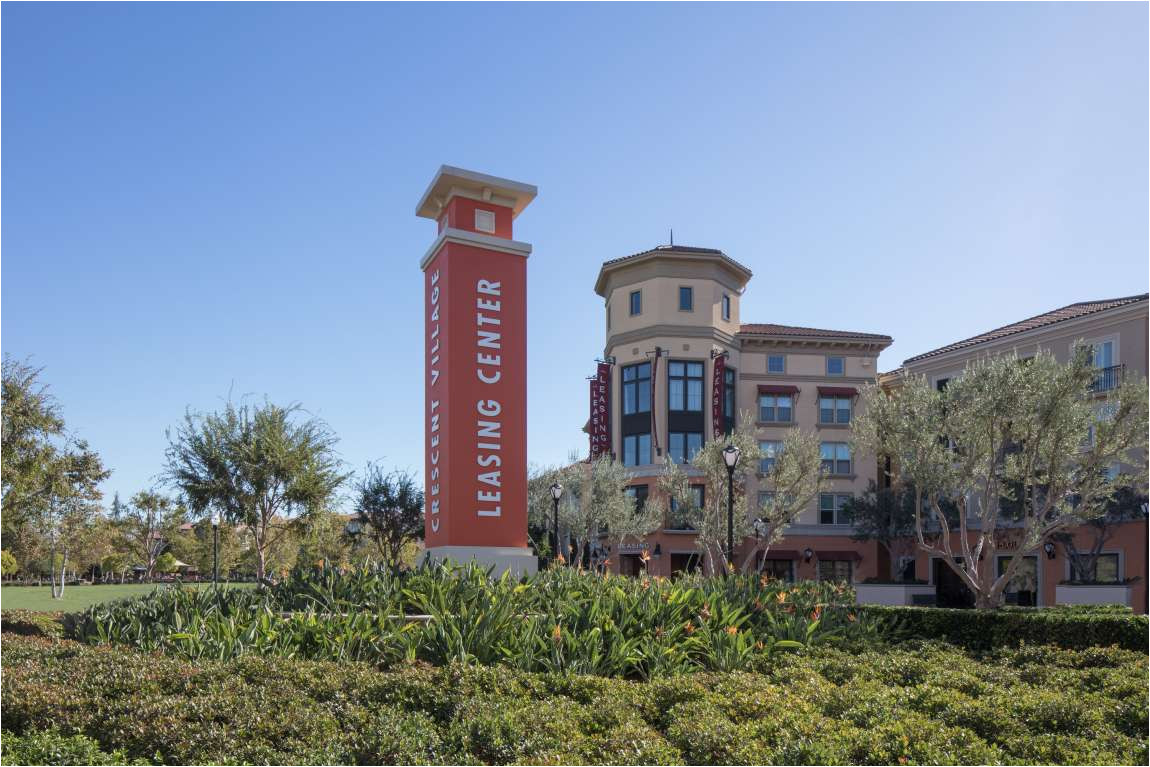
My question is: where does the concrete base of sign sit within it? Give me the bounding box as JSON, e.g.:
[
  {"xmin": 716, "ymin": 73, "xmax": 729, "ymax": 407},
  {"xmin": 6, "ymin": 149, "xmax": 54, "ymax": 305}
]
[{"xmin": 425, "ymin": 546, "xmax": 539, "ymax": 577}]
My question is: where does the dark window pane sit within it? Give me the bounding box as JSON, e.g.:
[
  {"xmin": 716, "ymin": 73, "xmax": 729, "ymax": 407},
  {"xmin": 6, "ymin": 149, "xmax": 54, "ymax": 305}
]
[
  {"xmin": 679, "ymin": 287, "xmax": 693, "ymax": 311},
  {"xmin": 1096, "ymin": 554, "xmax": 1120, "ymax": 583}
]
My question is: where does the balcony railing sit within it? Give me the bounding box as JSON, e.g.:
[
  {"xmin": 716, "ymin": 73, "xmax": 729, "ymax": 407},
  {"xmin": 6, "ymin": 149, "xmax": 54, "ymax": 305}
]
[{"xmin": 1090, "ymin": 364, "xmax": 1125, "ymax": 393}]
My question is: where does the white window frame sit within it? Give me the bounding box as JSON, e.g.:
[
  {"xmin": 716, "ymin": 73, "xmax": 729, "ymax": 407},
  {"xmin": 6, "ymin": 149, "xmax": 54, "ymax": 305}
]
[{"xmin": 474, "ymin": 208, "xmax": 496, "ymax": 234}]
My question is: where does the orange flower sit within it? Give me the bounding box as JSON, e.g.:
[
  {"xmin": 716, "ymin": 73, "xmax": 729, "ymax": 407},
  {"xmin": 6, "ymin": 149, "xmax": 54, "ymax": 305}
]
[
  {"xmin": 755, "ymin": 641, "xmax": 765, "ymax": 651},
  {"xmin": 684, "ymin": 621, "xmax": 696, "ymax": 635},
  {"xmin": 700, "ymin": 604, "xmax": 712, "ymax": 621},
  {"xmin": 776, "ymin": 591, "xmax": 788, "ymax": 603},
  {"xmin": 551, "ymin": 624, "xmax": 562, "ymax": 643},
  {"xmin": 848, "ymin": 612, "xmax": 857, "ymax": 623},
  {"xmin": 725, "ymin": 625, "xmax": 739, "ymax": 636},
  {"xmin": 810, "ymin": 607, "xmax": 822, "ymax": 622}
]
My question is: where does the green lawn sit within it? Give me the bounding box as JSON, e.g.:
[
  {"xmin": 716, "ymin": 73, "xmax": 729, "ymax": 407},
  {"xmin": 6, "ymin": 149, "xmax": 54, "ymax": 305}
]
[{"xmin": 1, "ymin": 582, "xmax": 252, "ymax": 613}]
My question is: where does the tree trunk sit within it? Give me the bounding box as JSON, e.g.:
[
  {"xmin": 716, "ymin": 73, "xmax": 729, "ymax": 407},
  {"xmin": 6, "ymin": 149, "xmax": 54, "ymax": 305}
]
[
  {"xmin": 49, "ymin": 530, "xmax": 59, "ymax": 599},
  {"xmin": 57, "ymin": 549, "xmax": 69, "ymax": 599},
  {"xmin": 255, "ymin": 539, "xmax": 267, "ymax": 584}
]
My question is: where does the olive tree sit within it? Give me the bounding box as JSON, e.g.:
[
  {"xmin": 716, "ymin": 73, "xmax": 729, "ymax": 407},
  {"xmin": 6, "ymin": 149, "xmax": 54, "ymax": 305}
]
[
  {"xmin": 855, "ymin": 349, "xmax": 1148, "ymax": 609},
  {"xmin": 164, "ymin": 400, "xmax": 347, "ymax": 584},
  {"xmin": 528, "ymin": 455, "xmax": 658, "ymax": 567},
  {"xmin": 654, "ymin": 412, "xmax": 825, "ymax": 575}
]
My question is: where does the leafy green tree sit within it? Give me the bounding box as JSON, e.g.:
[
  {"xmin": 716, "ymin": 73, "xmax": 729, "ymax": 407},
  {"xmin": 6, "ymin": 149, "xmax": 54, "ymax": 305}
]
[
  {"xmin": 108, "ymin": 492, "xmax": 128, "ymax": 521},
  {"xmin": 2, "ymin": 358, "xmax": 110, "ymax": 597},
  {"xmin": 351, "ymin": 465, "xmax": 423, "ymax": 572},
  {"xmin": 297, "ymin": 508, "xmax": 353, "ymax": 569},
  {"xmin": 39, "ymin": 443, "xmax": 110, "ymax": 597},
  {"xmin": 100, "ymin": 552, "xmax": 130, "ymax": 583},
  {"xmin": 2, "ymin": 357, "xmax": 65, "ymax": 532},
  {"xmin": 164, "ymin": 400, "xmax": 348, "ymax": 584},
  {"xmin": 1, "ymin": 549, "xmax": 19, "ymax": 577},
  {"xmin": 121, "ymin": 490, "xmax": 185, "ymax": 580},
  {"xmin": 855, "ymin": 349, "xmax": 1149, "ymax": 608},
  {"xmin": 839, "ymin": 481, "xmax": 920, "ymax": 581},
  {"xmin": 190, "ymin": 519, "xmax": 244, "ymax": 579},
  {"xmin": 154, "ymin": 551, "xmax": 178, "ymax": 575}
]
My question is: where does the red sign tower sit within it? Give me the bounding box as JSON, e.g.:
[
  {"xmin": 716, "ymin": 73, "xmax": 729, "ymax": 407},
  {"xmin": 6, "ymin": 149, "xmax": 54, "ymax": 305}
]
[{"xmin": 416, "ymin": 166, "xmax": 538, "ymax": 575}]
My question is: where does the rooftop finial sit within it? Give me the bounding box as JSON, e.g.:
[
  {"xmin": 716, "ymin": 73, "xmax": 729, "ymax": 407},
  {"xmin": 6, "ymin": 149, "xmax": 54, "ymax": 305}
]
[{"xmin": 670, "ymin": 228, "xmax": 674, "ymax": 247}]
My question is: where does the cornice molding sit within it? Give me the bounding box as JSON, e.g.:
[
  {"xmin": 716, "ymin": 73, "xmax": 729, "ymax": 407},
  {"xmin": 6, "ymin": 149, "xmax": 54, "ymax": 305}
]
[{"xmin": 420, "ymin": 227, "xmax": 532, "ymax": 270}]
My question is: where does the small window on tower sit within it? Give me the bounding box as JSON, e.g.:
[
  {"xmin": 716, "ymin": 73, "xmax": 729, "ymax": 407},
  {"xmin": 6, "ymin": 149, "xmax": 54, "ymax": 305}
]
[{"xmin": 475, "ymin": 209, "xmax": 496, "ymax": 234}]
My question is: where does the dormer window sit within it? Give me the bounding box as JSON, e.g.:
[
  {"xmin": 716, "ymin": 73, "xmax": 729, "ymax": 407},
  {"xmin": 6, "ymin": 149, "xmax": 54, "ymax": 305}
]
[{"xmin": 474, "ymin": 208, "xmax": 495, "ymax": 234}]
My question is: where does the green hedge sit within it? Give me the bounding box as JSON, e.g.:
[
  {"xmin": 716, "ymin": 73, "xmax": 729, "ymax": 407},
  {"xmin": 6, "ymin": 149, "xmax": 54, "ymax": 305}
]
[
  {"xmin": 859, "ymin": 605, "xmax": 1148, "ymax": 651},
  {"xmin": 1, "ymin": 730, "xmax": 150, "ymax": 766},
  {"xmin": 2, "ymin": 634, "xmax": 1146, "ymax": 765}
]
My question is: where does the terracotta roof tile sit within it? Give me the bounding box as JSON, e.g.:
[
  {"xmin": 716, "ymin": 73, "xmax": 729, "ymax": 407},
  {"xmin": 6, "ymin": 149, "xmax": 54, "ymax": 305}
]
[
  {"xmin": 738, "ymin": 323, "xmax": 892, "ymax": 341},
  {"xmin": 903, "ymin": 294, "xmax": 1149, "ymax": 365},
  {"xmin": 599, "ymin": 244, "xmax": 752, "ymax": 275},
  {"xmin": 601, "ymin": 244, "xmax": 723, "ymax": 267}
]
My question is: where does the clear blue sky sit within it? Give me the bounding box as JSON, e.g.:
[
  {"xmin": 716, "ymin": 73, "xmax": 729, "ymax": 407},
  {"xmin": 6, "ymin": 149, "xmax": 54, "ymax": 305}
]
[{"xmin": 3, "ymin": 2, "xmax": 1147, "ymax": 506}]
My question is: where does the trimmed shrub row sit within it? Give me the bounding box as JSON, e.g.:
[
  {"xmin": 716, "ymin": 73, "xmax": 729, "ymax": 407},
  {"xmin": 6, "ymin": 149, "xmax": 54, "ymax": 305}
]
[
  {"xmin": 3, "ymin": 634, "xmax": 1146, "ymax": 765},
  {"xmin": 859, "ymin": 604, "xmax": 1148, "ymax": 651}
]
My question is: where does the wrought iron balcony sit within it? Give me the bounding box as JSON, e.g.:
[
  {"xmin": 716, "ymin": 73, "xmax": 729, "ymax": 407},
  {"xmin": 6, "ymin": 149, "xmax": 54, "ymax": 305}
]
[{"xmin": 1090, "ymin": 364, "xmax": 1124, "ymax": 393}]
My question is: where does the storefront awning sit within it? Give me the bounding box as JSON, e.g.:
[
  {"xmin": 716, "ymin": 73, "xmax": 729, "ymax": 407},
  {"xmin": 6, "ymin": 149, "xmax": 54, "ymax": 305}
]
[
  {"xmin": 758, "ymin": 384, "xmax": 800, "ymax": 395},
  {"xmin": 815, "ymin": 549, "xmax": 862, "ymax": 562},
  {"xmin": 817, "ymin": 386, "xmax": 858, "ymax": 397}
]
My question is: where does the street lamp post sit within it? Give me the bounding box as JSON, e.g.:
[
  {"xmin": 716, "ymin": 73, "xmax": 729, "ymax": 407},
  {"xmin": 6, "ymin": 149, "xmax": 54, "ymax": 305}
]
[
  {"xmin": 210, "ymin": 513, "xmax": 220, "ymax": 585},
  {"xmin": 721, "ymin": 444, "xmax": 741, "ymax": 573},
  {"xmin": 549, "ymin": 482, "xmax": 564, "ymax": 564}
]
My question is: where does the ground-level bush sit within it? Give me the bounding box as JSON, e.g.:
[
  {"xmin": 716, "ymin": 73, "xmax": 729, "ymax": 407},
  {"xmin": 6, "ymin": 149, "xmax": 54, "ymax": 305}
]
[
  {"xmin": 0, "ymin": 610, "xmax": 67, "ymax": 639},
  {"xmin": 2, "ymin": 634, "xmax": 1145, "ymax": 765},
  {"xmin": 0, "ymin": 730, "xmax": 149, "ymax": 766},
  {"xmin": 858, "ymin": 604, "xmax": 1148, "ymax": 651}
]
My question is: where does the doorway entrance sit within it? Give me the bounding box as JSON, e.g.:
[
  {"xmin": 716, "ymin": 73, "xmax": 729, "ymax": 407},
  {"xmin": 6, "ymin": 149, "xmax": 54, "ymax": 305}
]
[{"xmin": 933, "ymin": 558, "xmax": 975, "ymax": 608}]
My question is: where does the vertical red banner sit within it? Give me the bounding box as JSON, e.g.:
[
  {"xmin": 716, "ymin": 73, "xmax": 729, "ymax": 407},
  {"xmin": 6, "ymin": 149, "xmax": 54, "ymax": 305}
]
[
  {"xmin": 589, "ymin": 363, "xmax": 611, "ymax": 459},
  {"xmin": 711, "ymin": 353, "xmax": 726, "ymax": 439}
]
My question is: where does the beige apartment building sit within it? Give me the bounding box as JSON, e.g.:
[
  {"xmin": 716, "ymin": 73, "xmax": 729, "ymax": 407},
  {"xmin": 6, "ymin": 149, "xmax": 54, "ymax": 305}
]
[
  {"xmin": 888, "ymin": 293, "xmax": 1149, "ymax": 611},
  {"xmin": 592, "ymin": 244, "xmax": 892, "ymax": 581}
]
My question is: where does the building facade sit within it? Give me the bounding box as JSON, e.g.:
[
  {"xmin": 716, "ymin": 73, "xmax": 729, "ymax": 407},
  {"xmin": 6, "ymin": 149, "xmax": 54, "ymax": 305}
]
[
  {"xmin": 592, "ymin": 245, "xmax": 892, "ymax": 581},
  {"xmin": 891, "ymin": 293, "xmax": 1149, "ymax": 612}
]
